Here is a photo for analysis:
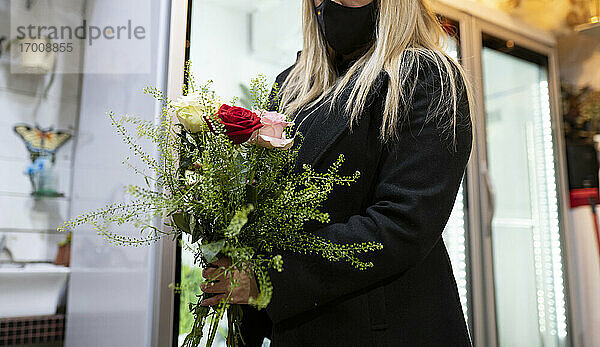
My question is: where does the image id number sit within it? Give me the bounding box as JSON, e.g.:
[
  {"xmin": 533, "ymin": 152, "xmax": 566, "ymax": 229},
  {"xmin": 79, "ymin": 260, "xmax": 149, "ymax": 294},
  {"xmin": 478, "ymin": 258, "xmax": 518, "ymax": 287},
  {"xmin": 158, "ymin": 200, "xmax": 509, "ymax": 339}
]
[{"xmin": 20, "ymin": 42, "xmax": 73, "ymax": 53}]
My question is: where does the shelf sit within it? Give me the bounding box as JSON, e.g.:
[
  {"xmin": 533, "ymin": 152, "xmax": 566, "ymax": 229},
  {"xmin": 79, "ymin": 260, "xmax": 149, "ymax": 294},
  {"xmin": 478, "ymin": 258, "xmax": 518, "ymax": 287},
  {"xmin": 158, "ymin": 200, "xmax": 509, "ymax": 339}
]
[
  {"xmin": 0, "ymin": 227, "xmax": 64, "ymax": 235},
  {"xmin": 0, "ymin": 191, "xmax": 70, "ymax": 200}
]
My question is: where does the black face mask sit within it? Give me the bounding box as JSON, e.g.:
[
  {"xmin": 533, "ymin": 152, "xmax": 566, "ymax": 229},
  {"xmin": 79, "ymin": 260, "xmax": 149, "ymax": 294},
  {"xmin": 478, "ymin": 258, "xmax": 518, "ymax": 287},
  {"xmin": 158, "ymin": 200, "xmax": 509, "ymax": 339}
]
[{"xmin": 315, "ymin": 0, "xmax": 377, "ymax": 56}]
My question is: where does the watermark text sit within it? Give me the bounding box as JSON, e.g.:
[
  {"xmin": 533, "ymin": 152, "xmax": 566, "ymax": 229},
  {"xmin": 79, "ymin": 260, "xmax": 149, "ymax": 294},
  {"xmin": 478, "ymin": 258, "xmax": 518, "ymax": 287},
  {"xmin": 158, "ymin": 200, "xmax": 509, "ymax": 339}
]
[{"xmin": 16, "ymin": 20, "xmax": 146, "ymax": 46}]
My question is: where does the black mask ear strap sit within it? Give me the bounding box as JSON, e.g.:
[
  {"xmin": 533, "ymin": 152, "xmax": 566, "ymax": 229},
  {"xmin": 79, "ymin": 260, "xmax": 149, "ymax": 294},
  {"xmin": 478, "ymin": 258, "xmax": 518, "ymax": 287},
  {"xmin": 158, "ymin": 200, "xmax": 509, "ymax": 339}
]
[
  {"xmin": 315, "ymin": 1, "xmax": 334, "ymax": 59},
  {"xmin": 315, "ymin": 1, "xmax": 326, "ymax": 35}
]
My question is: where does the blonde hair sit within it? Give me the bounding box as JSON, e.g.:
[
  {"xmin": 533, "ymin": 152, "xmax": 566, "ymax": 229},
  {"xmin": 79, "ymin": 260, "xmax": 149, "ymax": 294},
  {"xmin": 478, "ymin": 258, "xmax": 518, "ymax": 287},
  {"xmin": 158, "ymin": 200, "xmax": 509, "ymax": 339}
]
[{"xmin": 279, "ymin": 0, "xmax": 473, "ymax": 142}]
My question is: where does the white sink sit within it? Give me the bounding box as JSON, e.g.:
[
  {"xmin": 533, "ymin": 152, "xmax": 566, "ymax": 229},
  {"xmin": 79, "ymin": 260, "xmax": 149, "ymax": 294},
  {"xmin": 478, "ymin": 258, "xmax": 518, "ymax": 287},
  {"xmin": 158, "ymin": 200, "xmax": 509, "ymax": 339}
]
[{"xmin": 0, "ymin": 263, "xmax": 70, "ymax": 318}]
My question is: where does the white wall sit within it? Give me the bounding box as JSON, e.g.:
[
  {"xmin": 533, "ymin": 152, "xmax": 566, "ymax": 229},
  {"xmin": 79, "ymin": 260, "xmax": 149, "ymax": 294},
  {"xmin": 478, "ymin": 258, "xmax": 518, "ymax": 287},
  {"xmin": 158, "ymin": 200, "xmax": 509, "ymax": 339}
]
[{"xmin": 567, "ymin": 207, "xmax": 600, "ymax": 347}]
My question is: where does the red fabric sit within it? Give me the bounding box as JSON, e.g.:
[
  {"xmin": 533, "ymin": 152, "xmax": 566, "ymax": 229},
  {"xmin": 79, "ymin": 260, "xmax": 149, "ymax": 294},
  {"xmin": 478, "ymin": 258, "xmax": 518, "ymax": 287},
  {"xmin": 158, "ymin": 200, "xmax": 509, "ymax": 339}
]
[{"xmin": 570, "ymin": 188, "xmax": 599, "ymax": 208}]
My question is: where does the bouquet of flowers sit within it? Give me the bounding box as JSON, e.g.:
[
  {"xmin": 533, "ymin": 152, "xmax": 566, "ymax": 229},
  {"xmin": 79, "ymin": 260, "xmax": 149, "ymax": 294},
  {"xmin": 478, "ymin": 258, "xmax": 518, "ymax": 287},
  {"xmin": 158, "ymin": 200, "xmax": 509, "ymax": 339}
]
[{"xmin": 59, "ymin": 67, "xmax": 382, "ymax": 347}]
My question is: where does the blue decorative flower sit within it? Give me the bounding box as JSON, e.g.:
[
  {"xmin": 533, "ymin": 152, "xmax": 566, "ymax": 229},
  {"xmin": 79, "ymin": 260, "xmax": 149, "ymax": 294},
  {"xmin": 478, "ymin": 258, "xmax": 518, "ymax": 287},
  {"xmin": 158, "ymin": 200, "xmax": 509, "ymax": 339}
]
[{"xmin": 24, "ymin": 156, "xmax": 52, "ymax": 176}]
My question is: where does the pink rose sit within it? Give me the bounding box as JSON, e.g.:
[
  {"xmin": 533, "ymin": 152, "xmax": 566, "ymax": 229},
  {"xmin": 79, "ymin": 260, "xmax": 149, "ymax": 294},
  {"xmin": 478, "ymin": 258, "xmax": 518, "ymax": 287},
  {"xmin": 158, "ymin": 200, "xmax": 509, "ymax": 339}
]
[{"xmin": 250, "ymin": 111, "xmax": 294, "ymax": 150}]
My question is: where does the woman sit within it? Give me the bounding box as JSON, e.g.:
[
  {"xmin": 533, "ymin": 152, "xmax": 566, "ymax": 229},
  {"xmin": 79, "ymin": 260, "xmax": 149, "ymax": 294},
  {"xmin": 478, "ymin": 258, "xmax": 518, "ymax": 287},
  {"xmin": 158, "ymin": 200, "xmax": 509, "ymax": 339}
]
[{"xmin": 201, "ymin": 0, "xmax": 473, "ymax": 345}]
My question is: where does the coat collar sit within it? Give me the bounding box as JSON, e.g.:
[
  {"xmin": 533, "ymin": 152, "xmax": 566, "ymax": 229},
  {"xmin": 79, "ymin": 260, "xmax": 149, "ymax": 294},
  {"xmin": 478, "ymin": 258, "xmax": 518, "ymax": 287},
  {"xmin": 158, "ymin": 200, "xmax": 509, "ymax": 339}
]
[
  {"xmin": 293, "ymin": 101, "xmax": 349, "ymax": 171},
  {"xmin": 292, "ymin": 72, "xmax": 387, "ymax": 170}
]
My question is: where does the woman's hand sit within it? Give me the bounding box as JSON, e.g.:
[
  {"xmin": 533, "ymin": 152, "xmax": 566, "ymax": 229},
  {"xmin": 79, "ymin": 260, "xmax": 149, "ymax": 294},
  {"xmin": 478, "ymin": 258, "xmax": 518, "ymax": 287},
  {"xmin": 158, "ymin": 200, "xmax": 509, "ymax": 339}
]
[{"xmin": 200, "ymin": 256, "xmax": 259, "ymax": 306}]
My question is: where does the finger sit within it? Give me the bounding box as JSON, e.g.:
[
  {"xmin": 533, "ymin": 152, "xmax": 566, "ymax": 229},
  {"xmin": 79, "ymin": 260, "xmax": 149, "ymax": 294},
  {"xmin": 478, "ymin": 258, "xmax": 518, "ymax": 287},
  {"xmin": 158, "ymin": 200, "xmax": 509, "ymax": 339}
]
[
  {"xmin": 203, "ymin": 265, "xmax": 230, "ymax": 280},
  {"xmin": 200, "ymin": 294, "xmax": 228, "ymax": 307},
  {"xmin": 210, "ymin": 257, "xmax": 232, "ymax": 268},
  {"xmin": 202, "ymin": 267, "xmax": 220, "ymax": 279},
  {"xmin": 201, "ymin": 281, "xmax": 229, "ymax": 293},
  {"xmin": 227, "ymin": 289, "xmax": 245, "ymax": 305},
  {"xmin": 200, "ymin": 283, "xmax": 220, "ymax": 294}
]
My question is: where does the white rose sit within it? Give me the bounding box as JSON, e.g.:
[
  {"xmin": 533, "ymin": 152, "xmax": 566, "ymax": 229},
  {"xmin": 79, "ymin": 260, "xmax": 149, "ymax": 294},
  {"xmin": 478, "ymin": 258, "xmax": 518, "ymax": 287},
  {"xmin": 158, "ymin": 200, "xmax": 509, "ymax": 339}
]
[{"xmin": 173, "ymin": 94, "xmax": 218, "ymax": 133}]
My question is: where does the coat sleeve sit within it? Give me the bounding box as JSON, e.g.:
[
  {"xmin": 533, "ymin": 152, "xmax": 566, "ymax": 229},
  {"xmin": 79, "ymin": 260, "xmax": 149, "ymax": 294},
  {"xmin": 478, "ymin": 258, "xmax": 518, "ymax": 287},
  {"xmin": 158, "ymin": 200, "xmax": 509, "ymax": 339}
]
[{"xmin": 265, "ymin": 65, "xmax": 473, "ymax": 324}]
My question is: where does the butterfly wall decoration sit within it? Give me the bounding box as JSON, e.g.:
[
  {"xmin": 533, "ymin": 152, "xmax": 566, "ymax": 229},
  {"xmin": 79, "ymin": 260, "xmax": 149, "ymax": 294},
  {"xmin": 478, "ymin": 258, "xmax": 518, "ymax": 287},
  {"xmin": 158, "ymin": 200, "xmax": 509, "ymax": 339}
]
[
  {"xmin": 13, "ymin": 124, "xmax": 72, "ymax": 197},
  {"xmin": 13, "ymin": 123, "xmax": 72, "ymax": 162}
]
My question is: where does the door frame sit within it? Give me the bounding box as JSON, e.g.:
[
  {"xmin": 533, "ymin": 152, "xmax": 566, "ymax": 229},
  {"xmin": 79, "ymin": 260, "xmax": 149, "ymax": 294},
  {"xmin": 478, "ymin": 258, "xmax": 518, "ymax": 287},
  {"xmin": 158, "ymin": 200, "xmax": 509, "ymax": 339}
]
[
  {"xmin": 469, "ymin": 15, "xmax": 578, "ymax": 347},
  {"xmin": 151, "ymin": 1, "xmax": 189, "ymax": 347}
]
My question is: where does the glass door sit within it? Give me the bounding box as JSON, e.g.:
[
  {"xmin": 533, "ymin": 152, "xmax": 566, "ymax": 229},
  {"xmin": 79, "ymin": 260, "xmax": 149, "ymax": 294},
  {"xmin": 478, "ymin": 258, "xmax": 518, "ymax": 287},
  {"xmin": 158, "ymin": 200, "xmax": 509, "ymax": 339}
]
[{"xmin": 480, "ymin": 33, "xmax": 568, "ymax": 347}]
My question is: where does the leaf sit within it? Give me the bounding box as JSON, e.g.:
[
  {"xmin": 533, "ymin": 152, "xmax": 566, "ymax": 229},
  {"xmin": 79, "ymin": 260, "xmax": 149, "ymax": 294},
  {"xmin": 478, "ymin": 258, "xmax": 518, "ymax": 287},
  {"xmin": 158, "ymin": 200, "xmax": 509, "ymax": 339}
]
[
  {"xmin": 225, "ymin": 204, "xmax": 254, "ymax": 238},
  {"xmin": 185, "ymin": 132, "xmax": 196, "ymax": 146},
  {"xmin": 189, "ymin": 213, "xmax": 197, "ymax": 232},
  {"xmin": 174, "ymin": 123, "xmax": 185, "ymax": 132},
  {"xmin": 172, "ymin": 213, "xmax": 190, "ymax": 233},
  {"xmin": 200, "ymin": 239, "xmax": 226, "ymax": 263},
  {"xmin": 191, "ymin": 224, "xmax": 203, "ymax": 244}
]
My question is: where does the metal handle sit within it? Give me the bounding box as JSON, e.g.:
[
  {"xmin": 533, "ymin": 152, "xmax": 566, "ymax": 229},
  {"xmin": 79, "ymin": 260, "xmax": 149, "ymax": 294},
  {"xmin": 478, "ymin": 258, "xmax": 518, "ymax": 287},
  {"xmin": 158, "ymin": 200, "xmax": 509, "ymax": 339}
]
[{"xmin": 480, "ymin": 160, "xmax": 496, "ymax": 236}]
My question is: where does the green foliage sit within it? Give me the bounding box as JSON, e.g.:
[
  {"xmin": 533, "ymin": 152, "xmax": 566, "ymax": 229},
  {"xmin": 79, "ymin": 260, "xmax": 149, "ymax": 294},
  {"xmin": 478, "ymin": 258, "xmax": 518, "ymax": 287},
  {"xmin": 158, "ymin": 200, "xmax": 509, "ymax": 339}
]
[
  {"xmin": 58, "ymin": 66, "xmax": 382, "ymax": 347},
  {"xmin": 179, "ymin": 265, "xmax": 206, "ymax": 336}
]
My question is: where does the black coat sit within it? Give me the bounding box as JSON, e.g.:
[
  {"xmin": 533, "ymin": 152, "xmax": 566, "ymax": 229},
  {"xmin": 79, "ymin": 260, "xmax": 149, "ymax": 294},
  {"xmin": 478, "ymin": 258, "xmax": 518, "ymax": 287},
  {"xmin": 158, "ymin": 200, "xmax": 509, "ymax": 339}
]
[{"xmin": 241, "ymin": 54, "xmax": 473, "ymax": 347}]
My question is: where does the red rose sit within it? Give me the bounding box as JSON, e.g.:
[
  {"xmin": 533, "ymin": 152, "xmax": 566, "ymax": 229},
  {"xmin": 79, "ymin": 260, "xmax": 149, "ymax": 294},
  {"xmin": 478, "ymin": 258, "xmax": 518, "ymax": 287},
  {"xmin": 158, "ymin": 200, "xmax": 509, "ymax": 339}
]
[{"xmin": 208, "ymin": 104, "xmax": 263, "ymax": 144}]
